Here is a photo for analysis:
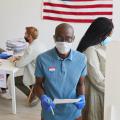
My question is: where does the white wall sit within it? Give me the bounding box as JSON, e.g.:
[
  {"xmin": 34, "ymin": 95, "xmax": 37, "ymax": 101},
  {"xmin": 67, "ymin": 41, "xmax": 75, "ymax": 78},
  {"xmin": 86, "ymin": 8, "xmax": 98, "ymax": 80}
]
[
  {"xmin": 1, "ymin": 0, "xmax": 119, "ymax": 50},
  {"xmin": 104, "ymin": 42, "xmax": 120, "ymax": 120},
  {"xmin": 104, "ymin": 0, "xmax": 120, "ymax": 119},
  {"xmin": 0, "ymin": 0, "xmax": 90, "ymax": 51},
  {"xmin": 111, "ymin": 0, "xmax": 120, "ymax": 41}
]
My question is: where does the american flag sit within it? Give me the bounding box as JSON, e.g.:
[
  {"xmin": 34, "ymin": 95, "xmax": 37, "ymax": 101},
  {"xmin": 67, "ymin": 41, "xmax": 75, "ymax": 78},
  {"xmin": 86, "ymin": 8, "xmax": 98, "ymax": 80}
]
[{"xmin": 42, "ymin": 0, "xmax": 113, "ymax": 23}]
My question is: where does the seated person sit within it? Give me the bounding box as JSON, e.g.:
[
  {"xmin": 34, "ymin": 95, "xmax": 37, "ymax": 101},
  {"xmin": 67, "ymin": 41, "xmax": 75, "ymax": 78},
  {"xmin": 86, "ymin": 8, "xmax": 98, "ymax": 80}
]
[{"xmin": 9, "ymin": 26, "xmax": 42, "ymax": 106}]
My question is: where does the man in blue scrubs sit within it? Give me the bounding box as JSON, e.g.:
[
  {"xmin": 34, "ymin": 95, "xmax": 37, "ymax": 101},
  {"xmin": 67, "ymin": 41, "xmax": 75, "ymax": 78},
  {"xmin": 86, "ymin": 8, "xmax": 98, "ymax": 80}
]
[{"xmin": 34, "ymin": 23, "xmax": 87, "ymax": 120}]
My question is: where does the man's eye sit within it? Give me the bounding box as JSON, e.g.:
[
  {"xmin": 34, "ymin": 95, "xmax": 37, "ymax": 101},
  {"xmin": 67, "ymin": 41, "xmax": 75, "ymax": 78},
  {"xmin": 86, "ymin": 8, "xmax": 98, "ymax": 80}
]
[
  {"xmin": 56, "ymin": 37, "xmax": 63, "ymax": 41},
  {"xmin": 56, "ymin": 36, "xmax": 73, "ymax": 42},
  {"xmin": 65, "ymin": 37, "xmax": 73, "ymax": 42},
  {"xmin": 66, "ymin": 37, "xmax": 71, "ymax": 40}
]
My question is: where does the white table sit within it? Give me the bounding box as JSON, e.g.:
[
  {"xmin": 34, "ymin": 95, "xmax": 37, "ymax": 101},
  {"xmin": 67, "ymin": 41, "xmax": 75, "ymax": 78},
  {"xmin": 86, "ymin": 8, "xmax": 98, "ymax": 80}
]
[{"xmin": 0, "ymin": 59, "xmax": 19, "ymax": 114}]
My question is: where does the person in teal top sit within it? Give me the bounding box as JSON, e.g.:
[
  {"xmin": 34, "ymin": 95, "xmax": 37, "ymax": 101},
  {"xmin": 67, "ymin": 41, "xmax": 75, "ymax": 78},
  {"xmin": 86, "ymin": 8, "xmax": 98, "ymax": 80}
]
[{"xmin": 34, "ymin": 23, "xmax": 87, "ymax": 120}]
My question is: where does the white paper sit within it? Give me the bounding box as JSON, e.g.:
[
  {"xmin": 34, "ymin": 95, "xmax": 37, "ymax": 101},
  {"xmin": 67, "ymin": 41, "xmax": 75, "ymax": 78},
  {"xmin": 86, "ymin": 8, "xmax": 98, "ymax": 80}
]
[
  {"xmin": 0, "ymin": 70, "xmax": 6, "ymax": 88},
  {"xmin": 54, "ymin": 98, "xmax": 81, "ymax": 104}
]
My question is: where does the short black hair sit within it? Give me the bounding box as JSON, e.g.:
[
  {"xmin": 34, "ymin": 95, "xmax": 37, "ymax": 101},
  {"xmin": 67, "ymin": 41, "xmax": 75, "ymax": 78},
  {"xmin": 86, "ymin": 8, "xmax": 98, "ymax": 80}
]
[
  {"xmin": 55, "ymin": 23, "xmax": 74, "ymax": 35},
  {"xmin": 77, "ymin": 17, "xmax": 114, "ymax": 52}
]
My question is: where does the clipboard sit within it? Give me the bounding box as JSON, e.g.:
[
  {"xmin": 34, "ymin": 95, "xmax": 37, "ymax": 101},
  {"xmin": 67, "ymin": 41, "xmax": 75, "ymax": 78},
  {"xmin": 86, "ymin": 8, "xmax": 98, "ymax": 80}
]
[{"xmin": 53, "ymin": 98, "xmax": 81, "ymax": 104}]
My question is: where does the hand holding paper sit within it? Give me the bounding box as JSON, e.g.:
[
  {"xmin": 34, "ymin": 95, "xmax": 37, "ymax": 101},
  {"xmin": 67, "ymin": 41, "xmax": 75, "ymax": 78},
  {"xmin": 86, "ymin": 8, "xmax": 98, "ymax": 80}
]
[
  {"xmin": 54, "ymin": 98, "xmax": 81, "ymax": 104},
  {"xmin": 40, "ymin": 95, "xmax": 55, "ymax": 115},
  {"xmin": 74, "ymin": 95, "xmax": 86, "ymax": 109}
]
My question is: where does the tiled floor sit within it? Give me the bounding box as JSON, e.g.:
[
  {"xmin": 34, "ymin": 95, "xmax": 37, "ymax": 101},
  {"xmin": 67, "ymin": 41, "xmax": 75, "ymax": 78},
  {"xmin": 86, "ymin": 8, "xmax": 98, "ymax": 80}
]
[{"xmin": 0, "ymin": 88, "xmax": 41, "ymax": 120}]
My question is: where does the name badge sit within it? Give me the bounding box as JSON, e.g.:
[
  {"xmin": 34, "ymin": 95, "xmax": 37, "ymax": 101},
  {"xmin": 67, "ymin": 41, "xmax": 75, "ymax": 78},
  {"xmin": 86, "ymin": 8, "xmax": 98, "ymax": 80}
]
[{"xmin": 48, "ymin": 67, "xmax": 56, "ymax": 72}]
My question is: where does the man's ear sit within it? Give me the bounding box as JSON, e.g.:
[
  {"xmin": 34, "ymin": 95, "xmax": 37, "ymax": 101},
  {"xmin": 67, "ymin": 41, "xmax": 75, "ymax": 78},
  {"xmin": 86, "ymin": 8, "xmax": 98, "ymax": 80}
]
[{"xmin": 73, "ymin": 35, "xmax": 75, "ymax": 41}]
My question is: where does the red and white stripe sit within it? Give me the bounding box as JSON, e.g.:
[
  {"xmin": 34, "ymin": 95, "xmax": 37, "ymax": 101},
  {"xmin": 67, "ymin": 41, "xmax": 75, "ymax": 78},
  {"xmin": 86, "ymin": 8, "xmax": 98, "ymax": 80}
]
[{"xmin": 42, "ymin": 0, "xmax": 113, "ymax": 23}]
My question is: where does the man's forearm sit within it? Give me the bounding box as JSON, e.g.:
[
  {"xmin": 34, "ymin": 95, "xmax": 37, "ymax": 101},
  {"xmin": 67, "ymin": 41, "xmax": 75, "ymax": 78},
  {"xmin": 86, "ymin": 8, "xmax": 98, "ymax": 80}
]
[
  {"xmin": 76, "ymin": 77, "xmax": 85, "ymax": 96},
  {"xmin": 34, "ymin": 84, "xmax": 45, "ymax": 97},
  {"xmin": 34, "ymin": 77, "xmax": 45, "ymax": 97}
]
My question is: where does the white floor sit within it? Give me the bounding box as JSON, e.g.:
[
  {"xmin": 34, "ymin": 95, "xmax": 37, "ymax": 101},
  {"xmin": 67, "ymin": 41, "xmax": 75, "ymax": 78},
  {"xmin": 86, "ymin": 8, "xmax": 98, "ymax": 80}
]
[{"xmin": 0, "ymin": 88, "xmax": 41, "ymax": 120}]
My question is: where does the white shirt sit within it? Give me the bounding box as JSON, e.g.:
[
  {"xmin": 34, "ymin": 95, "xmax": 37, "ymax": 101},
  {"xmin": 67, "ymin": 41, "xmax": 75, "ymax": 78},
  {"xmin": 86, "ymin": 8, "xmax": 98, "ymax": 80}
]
[{"xmin": 15, "ymin": 39, "xmax": 42, "ymax": 86}]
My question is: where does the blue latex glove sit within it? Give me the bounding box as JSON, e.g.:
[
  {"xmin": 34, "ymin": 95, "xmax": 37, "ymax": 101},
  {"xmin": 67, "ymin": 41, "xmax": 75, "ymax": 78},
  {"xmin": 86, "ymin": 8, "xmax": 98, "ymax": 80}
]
[
  {"xmin": 74, "ymin": 95, "xmax": 86, "ymax": 109},
  {"xmin": 0, "ymin": 53, "xmax": 12, "ymax": 59},
  {"xmin": 40, "ymin": 95, "xmax": 55, "ymax": 112}
]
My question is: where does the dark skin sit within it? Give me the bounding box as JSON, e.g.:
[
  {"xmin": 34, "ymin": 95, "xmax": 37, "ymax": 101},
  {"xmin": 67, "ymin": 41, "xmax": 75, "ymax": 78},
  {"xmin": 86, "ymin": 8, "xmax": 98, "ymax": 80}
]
[{"xmin": 34, "ymin": 23, "xmax": 85, "ymax": 120}]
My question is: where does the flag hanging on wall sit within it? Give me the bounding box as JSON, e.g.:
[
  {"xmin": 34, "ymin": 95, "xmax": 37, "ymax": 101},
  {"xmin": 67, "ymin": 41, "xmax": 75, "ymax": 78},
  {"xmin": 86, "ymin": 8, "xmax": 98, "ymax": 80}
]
[{"xmin": 42, "ymin": 0, "xmax": 113, "ymax": 23}]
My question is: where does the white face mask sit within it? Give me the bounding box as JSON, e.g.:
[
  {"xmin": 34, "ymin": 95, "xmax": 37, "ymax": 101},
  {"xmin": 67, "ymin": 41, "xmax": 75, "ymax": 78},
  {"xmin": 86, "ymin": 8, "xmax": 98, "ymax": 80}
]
[{"xmin": 55, "ymin": 42, "xmax": 72, "ymax": 54}]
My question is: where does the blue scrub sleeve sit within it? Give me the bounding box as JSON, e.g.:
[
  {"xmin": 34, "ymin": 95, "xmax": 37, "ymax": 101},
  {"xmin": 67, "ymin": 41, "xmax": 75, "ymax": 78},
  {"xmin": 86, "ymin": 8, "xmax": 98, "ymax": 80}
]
[{"xmin": 34, "ymin": 56, "xmax": 44, "ymax": 77}]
